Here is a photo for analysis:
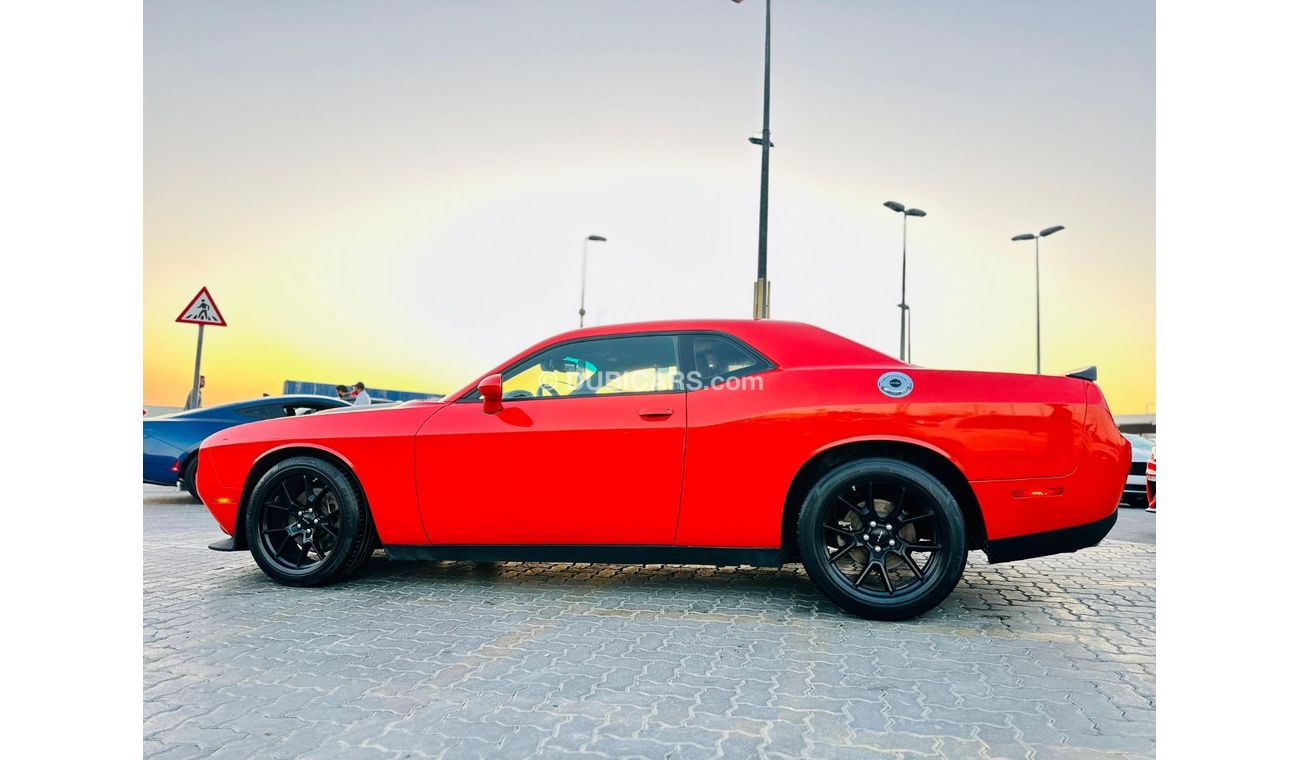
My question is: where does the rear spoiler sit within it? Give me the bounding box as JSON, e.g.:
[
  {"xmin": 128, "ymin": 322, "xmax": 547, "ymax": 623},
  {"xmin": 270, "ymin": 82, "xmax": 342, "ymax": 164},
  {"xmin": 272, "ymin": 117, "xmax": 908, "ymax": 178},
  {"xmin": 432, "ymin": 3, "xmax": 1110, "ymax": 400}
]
[{"xmin": 1066, "ymin": 365, "xmax": 1097, "ymax": 382}]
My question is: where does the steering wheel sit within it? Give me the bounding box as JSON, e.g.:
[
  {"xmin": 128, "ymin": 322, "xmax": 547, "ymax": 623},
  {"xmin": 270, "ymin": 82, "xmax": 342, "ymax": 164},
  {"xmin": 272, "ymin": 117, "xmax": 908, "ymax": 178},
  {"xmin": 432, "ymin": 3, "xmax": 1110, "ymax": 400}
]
[{"xmin": 537, "ymin": 383, "xmax": 560, "ymax": 398}]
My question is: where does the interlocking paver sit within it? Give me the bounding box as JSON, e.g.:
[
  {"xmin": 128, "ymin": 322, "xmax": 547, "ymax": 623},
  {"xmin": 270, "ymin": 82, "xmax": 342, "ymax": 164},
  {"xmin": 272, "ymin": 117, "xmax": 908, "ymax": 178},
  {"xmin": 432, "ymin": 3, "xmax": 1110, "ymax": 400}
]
[{"xmin": 143, "ymin": 486, "xmax": 1155, "ymax": 759}]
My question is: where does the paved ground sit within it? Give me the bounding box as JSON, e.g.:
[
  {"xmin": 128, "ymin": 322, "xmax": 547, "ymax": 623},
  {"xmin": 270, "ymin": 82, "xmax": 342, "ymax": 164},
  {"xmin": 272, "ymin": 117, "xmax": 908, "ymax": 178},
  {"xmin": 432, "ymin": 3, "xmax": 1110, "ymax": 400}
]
[
  {"xmin": 1109, "ymin": 508, "xmax": 1155, "ymax": 545},
  {"xmin": 144, "ymin": 486, "xmax": 1155, "ymax": 759}
]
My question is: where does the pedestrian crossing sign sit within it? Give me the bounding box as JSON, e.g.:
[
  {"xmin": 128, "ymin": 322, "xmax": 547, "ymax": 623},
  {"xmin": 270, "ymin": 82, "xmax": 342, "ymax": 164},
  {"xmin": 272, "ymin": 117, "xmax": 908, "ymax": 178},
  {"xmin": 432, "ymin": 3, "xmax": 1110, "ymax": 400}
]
[{"xmin": 176, "ymin": 287, "xmax": 227, "ymax": 326}]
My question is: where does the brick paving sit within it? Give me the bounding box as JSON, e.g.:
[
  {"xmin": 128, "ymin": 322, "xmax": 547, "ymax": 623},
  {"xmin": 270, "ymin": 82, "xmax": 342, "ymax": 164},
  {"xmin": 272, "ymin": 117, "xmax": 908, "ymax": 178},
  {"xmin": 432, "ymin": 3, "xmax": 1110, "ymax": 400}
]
[{"xmin": 143, "ymin": 486, "xmax": 1155, "ymax": 759}]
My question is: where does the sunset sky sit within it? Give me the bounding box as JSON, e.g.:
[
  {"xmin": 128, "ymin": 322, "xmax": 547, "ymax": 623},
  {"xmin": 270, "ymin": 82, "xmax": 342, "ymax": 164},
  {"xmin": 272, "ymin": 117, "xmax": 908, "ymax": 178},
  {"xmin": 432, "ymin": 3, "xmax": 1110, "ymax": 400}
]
[{"xmin": 145, "ymin": 0, "xmax": 1154, "ymax": 412}]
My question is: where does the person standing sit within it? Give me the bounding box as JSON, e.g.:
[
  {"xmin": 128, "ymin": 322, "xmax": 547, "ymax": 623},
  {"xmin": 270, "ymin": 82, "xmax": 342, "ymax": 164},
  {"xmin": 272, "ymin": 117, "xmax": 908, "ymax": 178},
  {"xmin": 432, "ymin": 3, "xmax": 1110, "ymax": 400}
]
[
  {"xmin": 335, "ymin": 384, "xmax": 351, "ymax": 402},
  {"xmin": 184, "ymin": 375, "xmax": 205, "ymax": 410},
  {"xmin": 352, "ymin": 382, "xmax": 371, "ymax": 406}
]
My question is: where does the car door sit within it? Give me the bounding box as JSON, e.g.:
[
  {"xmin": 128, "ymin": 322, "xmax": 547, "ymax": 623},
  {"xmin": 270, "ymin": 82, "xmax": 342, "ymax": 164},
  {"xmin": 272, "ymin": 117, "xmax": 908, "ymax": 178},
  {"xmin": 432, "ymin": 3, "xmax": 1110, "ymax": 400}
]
[{"xmin": 415, "ymin": 333, "xmax": 686, "ymax": 546}]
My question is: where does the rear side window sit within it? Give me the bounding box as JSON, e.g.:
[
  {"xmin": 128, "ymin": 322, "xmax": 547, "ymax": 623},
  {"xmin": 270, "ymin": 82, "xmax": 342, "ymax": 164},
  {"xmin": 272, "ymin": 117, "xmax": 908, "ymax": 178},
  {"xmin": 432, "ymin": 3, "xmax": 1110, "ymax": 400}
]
[
  {"xmin": 237, "ymin": 404, "xmax": 282, "ymax": 420},
  {"xmin": 690, "ymin": 334, "xmax": 768, "ymax": 383}
]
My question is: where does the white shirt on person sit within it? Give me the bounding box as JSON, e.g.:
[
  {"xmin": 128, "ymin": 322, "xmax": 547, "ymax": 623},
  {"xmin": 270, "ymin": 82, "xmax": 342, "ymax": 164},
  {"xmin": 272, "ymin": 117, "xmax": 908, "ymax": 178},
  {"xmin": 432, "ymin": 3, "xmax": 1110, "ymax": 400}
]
[{"xmin": 353, "ymin": 390, "xmax": 372, "ymax": 406}]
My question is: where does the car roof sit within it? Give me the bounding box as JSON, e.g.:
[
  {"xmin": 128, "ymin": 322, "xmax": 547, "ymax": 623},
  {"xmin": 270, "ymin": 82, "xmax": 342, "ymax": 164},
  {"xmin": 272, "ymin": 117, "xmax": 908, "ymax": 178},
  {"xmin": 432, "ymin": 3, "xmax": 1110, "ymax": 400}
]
[{"xmin": 445, "ymin": 320, "xmax": 902, "ymax": 400}]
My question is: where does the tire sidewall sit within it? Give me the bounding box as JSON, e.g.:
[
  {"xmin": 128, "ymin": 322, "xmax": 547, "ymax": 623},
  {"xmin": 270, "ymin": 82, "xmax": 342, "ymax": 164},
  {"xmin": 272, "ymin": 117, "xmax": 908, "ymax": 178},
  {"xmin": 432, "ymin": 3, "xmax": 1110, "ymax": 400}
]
[
  {"xmin": 244, "ymin": 456, "xmax": 363, "ymax": 586},
  {"xmin": 798, "ymin": 458, "xmax": 967, "ymax": 620},
  {"xmin": 182, "ymin": 456, "xmax": 201, "ymax": 503}
]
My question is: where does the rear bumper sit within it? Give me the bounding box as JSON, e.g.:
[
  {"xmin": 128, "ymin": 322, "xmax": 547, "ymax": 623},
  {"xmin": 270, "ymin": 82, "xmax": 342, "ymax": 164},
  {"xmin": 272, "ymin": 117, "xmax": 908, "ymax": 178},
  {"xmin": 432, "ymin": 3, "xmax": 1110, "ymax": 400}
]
[{"xmin": 984, "ymin": 509, "xmax": 1117, "ymax": 564}]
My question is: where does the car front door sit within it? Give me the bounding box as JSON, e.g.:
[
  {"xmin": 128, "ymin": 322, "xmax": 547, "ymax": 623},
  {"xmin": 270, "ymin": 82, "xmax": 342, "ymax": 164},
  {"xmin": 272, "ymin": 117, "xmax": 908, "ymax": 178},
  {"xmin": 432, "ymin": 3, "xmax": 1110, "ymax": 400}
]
[{"xmin": 415, "ymin": 333, "xmax": 687, "ymax": 546}]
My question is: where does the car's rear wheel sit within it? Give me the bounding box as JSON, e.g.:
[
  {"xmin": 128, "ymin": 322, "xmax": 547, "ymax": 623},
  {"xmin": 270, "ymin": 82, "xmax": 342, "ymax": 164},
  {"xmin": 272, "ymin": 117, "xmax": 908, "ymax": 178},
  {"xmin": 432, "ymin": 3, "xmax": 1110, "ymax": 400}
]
[
  {"xmin": 797, "ymin": 458, "xmax": 967, "ymax": 620},
  {"xmin": 244, "ymin": 456, "xmax": 373, "ymax": 586},
  {"xmin": 181, "ymin": 457, "xmax": 201, "ymax": 503}
]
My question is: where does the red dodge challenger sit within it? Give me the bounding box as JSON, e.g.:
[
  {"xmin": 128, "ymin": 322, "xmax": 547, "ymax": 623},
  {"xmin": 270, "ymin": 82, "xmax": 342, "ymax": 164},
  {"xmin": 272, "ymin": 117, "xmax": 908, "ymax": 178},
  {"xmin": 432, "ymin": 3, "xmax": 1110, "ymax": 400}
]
[{"xmin": 197, "ymin": 320, "xmax": 1129, "ymax": 620}]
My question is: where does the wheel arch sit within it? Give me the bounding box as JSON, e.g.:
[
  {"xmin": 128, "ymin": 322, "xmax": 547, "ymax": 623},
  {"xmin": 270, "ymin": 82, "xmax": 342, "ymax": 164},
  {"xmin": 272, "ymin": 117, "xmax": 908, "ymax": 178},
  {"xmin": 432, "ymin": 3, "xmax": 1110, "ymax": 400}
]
[
  {"xmin": 780, "ymin": 438, "xmax": 987, "ymax": 562},
  {"xmin": 232, "ymin": 444, "xmax": 368, "ymax": 550}
]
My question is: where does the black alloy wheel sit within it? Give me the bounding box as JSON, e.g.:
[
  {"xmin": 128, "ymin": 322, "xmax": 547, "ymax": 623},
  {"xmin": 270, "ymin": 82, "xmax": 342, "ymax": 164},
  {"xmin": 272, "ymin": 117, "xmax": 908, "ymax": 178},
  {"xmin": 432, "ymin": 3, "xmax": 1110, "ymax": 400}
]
[
  {"xmin": 245, "ymin": 456, "xmax": 372, "ymax": 586},
  {"xmin": 798, "ymin": 459, "xmax": 966, "ymax": 620}
]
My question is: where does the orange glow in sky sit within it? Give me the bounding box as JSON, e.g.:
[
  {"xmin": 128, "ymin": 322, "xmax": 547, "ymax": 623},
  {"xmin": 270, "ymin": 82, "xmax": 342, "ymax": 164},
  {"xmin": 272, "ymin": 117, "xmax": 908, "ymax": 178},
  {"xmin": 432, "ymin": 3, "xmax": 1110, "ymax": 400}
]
[{"xmin": 146, "ymin": 1, "xmax": 1153, "ymax": 413}]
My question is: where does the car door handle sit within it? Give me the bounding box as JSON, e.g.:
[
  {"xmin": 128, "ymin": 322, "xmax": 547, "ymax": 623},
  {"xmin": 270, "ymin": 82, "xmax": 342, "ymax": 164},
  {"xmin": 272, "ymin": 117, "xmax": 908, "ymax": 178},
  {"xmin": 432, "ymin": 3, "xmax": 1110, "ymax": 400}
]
[{"xmin": 638, "ymin": 407, "xmax": 674, "ymax": 419}]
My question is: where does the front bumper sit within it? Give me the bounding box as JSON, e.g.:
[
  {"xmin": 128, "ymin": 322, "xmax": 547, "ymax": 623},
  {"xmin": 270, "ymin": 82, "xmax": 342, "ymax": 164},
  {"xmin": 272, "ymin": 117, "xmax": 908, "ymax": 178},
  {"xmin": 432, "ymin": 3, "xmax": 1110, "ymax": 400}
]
[{"xmin": 984, "ymin": 509, "xmax": 1117, "ymax": 564}]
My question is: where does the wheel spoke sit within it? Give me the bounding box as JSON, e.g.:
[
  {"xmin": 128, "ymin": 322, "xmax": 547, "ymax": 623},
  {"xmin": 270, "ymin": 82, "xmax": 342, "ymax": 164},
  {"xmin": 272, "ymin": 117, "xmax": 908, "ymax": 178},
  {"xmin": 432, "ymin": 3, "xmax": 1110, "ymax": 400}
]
[
  {"xmin": 824, "ymin": 523, "xmax": 856, "ymax": 539},
  {"xmin": 901, "ymin": 550, "xmax": 926, "ymax": 579},
  {"xmin": 281, "ymin": 482, "xmax": 297, "ymax": 506},
  {"xmin": 876, "ymin": 562, "xmax": 895, "ymax": 595},
  {"xmin": 828, "ymin": 543, "xmax": 855, "ymax": 562},
  {"xmin": 899, "ymin": 513, "xmax": 933, "ymax": 526},
  {"xmin": 265, "ymin": 501, "xmax": 292, "ymax": 512},
  {"xmin": 836, "ymin": 494, "xmax": 866, "ymax": 516},
  {"xmin": 852, "ymin": 562, "xmax": 873, "ymax": 588}
]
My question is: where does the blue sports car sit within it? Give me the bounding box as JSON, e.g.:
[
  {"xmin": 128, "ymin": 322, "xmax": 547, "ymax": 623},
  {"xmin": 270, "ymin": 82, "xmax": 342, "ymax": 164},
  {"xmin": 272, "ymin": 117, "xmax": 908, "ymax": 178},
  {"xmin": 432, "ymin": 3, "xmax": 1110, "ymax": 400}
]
[{"xmin": 143, "ymin": 395, "xmax": 350, "ymax": 501}]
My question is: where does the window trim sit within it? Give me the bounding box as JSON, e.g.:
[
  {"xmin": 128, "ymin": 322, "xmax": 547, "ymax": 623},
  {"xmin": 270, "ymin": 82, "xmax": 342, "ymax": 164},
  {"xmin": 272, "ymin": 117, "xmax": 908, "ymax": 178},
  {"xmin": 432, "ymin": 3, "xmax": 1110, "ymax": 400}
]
[{"xmin": 459, "ymin": 332, "xmax": 686, "ymax": 403}]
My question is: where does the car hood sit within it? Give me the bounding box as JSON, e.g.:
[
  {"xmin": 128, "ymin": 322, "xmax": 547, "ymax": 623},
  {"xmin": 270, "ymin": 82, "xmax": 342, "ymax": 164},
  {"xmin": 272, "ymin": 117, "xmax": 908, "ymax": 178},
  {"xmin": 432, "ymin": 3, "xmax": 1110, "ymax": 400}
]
[{"xmin": 201, "ymin": 399, "xmax": 446, "ymax": 448}]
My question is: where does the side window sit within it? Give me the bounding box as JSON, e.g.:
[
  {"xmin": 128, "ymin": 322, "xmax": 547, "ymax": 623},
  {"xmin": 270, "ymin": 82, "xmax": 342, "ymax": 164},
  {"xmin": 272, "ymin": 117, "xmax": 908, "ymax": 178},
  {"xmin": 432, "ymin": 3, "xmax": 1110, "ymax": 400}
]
[
  {"xmin": 499, "ymin": 335, "xmax": 681, "ymax": 399},
  {"xmin": 690, "ymin": 334, "xmax": 766, "ymax": 383},
  {"xmin": 285, "ymin": 404, "xmax": 329, "ymax": 416},
  {"xmin": 237, "ymin": 404, "xmax": 281, "ymax": 420}
]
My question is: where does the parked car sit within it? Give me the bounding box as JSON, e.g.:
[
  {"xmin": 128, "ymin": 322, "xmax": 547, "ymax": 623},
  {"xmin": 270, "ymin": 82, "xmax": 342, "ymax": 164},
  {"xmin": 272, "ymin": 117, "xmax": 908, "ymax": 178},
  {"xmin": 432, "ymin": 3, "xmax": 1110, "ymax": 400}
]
[
  {"xmin": 1145, "ymin": 445, "xmax": 1157, "ymax": 512},
  {"xmin": 1120, "ymin": 434, "xmax": 1154, "ymax": 507},
  {"xmin": 195, "ymin": 320, "xmax": 1129, "ymax": 621},
  {"xmin": 144, "ymin": 395, "xmax": 350, "ymax": 501}
]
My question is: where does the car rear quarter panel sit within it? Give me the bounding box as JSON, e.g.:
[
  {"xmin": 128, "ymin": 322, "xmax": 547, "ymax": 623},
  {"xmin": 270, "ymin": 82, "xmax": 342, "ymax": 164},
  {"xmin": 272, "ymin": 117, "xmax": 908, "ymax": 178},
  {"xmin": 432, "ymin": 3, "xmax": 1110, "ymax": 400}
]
[
  {"xmin": 198, "ymin": 404, "xmax": 443, "ymax": 545},
  {"xmin": 676, "ymin": 366, "xmax": 1090, "ymax": 548}
]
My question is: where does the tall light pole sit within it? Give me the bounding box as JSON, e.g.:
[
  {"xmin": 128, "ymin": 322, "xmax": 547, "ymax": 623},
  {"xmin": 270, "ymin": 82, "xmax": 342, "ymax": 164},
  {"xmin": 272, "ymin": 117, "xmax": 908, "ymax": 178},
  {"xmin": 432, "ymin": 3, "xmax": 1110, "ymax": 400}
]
[
  {"xmin": 1012, "ymin": 225, "xmax": 1065, "ymax": 374},
  {"xmin": 734, "ymin": 0, "xmax": 773, "ymax": 319},
  {"xmin": 578, "ymin": 234, "xmax": 606, "ymax": 328},
  {"xmin": 884, "ymin": 201, "xmax": 927, "ymax": 362}
]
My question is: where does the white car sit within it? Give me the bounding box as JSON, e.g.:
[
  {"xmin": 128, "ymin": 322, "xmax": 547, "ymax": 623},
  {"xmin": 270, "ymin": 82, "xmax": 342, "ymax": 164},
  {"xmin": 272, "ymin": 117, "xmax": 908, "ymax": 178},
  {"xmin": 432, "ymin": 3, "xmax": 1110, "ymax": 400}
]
[{"xmin": 1120, "ymin": 434, "xmax": 1153, "ymax": 508}]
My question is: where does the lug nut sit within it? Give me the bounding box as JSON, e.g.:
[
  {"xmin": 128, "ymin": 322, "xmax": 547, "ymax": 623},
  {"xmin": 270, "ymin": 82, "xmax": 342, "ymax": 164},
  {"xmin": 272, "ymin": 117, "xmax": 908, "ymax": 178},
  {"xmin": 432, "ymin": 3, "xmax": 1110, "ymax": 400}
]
[
  {"xmin": 869, "ymin": 521, "xmax": 877, "ymax": 528},
  {"xmin": 889, "ymin": 540, "xmax": 896, "ymax": 546}
]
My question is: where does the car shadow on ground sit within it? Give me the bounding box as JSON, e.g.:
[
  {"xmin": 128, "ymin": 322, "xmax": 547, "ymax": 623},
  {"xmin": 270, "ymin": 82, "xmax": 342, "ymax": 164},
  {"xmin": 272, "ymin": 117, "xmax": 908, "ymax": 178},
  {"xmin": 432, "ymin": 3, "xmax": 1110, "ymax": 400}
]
[{"xmin": 234, "ymin": 552, "xmax": 1065, "ymax": 627}]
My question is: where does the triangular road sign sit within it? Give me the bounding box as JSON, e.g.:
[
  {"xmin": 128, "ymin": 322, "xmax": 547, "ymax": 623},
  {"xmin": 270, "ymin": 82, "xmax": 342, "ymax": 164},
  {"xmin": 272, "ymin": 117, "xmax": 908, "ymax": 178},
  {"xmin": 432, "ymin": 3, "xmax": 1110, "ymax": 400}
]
[{"xmin": 176, "ymin": 287, "xmax": 227, "ymax": 326}]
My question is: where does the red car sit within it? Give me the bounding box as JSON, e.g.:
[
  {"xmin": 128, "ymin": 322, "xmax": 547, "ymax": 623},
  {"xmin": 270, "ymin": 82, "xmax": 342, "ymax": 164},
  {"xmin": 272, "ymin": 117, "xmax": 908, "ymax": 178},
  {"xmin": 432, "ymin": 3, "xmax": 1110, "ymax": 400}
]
[{"xmin": 197, "ymin": 320, "xmax": 1129, "ymax": 620}]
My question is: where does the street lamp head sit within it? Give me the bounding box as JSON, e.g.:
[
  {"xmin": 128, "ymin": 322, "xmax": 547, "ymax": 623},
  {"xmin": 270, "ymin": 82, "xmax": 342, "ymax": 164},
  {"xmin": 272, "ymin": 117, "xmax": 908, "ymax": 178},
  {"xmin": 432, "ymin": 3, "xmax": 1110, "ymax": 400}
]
[
  {"xmin": 1040, "ymin": 225, "xmax": 1065, "ymax": 237},
  {"xmin": 586, "ymin": 235, "xmax": 607, "ymax": 242},
  {"xmin": 1012, "ymin": 233, "xmax": 1036, "ymax": 242},
  {"xmin": 905, "ymin": 208, "xmax": 927, "ymax": 217},
  {"xmin": 883, "ymin": 201, "xmax": 905, "ymax": 213}
]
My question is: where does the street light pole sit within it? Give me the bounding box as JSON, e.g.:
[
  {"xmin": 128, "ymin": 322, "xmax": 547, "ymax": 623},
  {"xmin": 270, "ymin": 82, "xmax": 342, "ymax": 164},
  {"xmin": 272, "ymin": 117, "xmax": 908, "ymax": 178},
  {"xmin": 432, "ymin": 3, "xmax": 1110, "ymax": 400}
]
[
  {"xmin": 884, "ymin": 201, "xmax": 927, "ymax": 362},
  {"xmin": 735, "ymin": 0, "xmax": 773, "ymax": 319},
  {"xmin": 1012, "ymin": 225, "xmax": 1065, "ymax": 374},
  {"xmin": 1035, "ymin": 235, "xmax": 1041, "ymax": 375},
  {"xmin": 579, "ymin": 234, "xmax": 606, "ymax": 328}
]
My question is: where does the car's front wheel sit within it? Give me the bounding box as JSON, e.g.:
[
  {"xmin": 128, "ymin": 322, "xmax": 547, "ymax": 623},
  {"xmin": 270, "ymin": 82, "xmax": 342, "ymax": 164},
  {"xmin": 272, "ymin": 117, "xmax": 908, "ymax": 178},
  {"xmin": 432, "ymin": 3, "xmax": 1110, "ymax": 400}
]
[
  {"xmin": 244, "ymin": 456, "xmax": 373, "ymax": 586},
  {"xmin": 797, "ymin": 458, "xmax": 967, "ymax": 620}
]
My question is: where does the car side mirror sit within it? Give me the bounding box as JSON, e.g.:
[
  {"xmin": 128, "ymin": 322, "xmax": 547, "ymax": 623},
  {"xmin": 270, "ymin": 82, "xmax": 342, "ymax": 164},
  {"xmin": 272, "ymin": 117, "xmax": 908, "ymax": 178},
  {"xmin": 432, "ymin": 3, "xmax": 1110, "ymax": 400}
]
[{"xmin": 478, "ymin": 374, "xmax": 504, "ymax": 414}]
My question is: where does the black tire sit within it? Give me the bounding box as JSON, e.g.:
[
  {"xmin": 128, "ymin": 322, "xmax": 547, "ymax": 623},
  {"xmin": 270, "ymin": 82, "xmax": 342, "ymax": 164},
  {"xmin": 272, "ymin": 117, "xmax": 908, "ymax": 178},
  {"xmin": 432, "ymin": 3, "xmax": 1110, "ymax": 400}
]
[
  {"xmin": 244, "ymin": 456, "xmax": 373, "ymax": 587},
  {"xmin": 182, "ymin": 456, "xmax": 201, "ymax": 503},
  {"xmin": 797, "ymin": 458, "xmax": 967, "ymax": 621}
]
